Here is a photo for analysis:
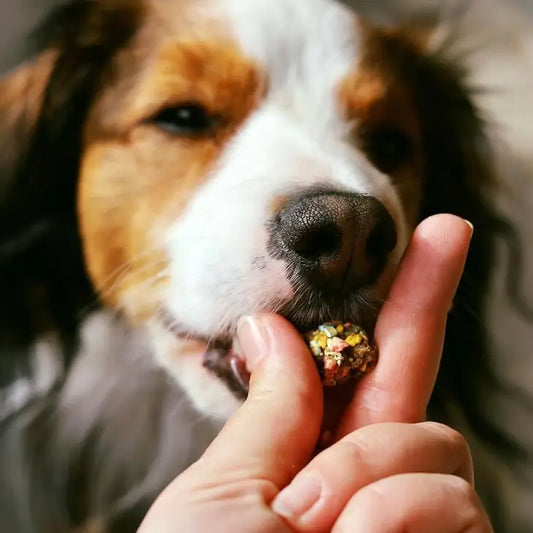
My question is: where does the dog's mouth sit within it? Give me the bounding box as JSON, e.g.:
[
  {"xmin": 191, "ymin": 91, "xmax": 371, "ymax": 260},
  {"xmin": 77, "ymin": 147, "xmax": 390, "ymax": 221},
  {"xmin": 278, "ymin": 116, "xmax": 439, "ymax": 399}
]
[
  {"xmin": 160, "ymin": 308, "xmax": 377, "ymax": 439},
  {"xmin": 160, "ymin": 301, "xmax": 380, "ymax": 402},
  {"xmin": 203, "ymin": 339, "xmax": 250, "ymax": 400},
  {"xmin": 160, "ymin": 309, "xmax": 251, "ymax": 398}
]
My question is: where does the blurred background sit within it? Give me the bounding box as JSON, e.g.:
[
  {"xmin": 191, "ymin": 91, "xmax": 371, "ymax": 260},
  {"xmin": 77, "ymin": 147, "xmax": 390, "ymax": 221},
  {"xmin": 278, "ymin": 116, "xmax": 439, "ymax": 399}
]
[
  {"xmin": 0, "ymin": 0, "xmax": 53, "ymax": 73},
  {"xmin": 1, "ymin": 0, "xmax": 533, "ymax": 531}
]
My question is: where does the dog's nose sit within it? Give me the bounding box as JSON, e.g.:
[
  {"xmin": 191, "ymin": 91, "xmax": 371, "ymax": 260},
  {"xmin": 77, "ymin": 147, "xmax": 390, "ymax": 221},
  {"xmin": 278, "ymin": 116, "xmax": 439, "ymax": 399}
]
[{"xmin": 274, "ymin": 191, "xmax": 397, "ymax": 291}]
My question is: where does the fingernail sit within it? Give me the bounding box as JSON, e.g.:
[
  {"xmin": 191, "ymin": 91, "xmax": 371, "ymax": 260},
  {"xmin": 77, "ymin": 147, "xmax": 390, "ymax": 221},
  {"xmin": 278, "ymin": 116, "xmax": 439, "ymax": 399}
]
[
  {"xmin": 463, "ymin": 219, "xmax": 474, "ymax": 233},
  {"xmin": 272, "ymin": 474, "xmax": 322, "ymax": 520},
  {"xmin": 237, "ymin": 315, "xmax": 273, "ymax": 370}
]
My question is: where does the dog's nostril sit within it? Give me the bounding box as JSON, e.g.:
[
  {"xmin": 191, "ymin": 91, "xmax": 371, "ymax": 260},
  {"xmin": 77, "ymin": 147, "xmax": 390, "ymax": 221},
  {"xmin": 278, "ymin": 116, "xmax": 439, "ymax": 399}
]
[{"xmin": 292, "ymin": 223, "xmax": 342, "ymax": 260}]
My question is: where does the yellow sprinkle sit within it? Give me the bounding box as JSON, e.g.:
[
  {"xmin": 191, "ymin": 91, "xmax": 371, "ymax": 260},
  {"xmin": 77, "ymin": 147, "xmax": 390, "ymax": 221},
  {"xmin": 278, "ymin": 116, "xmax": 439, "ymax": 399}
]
[
  {"xmin": 360, "ymin": 362, "xmax": 368, "ymax": 372},
  {"xmin": 336, "ymin": 324, "xmax": 344, "ymax": 333},
  {"xmin": 345, "ymin": 333, "xmax": 362, "ymax": 346},
  {"xmin": 317, "ymin": 334, "xmax": 327, "ymax": 349}
]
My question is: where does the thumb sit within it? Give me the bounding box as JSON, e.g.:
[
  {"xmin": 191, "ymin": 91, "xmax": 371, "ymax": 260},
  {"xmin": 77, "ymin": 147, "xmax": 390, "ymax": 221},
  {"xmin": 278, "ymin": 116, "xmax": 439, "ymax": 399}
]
[{"xmin": 199, "ymin": 314, "xmax": 323, "ymax": 489}]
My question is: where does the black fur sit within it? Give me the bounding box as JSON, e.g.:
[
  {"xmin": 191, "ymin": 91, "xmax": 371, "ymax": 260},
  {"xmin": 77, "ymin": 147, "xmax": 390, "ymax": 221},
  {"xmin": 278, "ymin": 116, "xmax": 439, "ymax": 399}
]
[{"xmin": 0, "ymin": 2, "xmax": 530, "ymax": 532}]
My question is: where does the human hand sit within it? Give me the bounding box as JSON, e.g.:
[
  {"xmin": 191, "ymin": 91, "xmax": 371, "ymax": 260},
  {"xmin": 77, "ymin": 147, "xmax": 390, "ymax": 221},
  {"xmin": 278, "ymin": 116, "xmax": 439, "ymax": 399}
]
[{"xmin": 138, "ymin": 215, "xmax": 492, "ymax": 533}]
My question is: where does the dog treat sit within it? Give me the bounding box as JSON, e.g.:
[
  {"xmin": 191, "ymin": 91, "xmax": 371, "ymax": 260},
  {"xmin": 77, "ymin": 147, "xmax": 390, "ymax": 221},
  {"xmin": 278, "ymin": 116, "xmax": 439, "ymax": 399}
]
[{"xmin": 304, "ymin": 322, "xmax": 378, "ymax": 387}]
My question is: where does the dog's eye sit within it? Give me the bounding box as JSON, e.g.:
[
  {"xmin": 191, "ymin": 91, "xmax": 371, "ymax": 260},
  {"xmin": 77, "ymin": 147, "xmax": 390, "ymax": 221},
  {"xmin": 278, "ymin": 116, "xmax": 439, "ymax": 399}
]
[
  {"xmin": 362, "ymin": 126, "xmax": 414, "ymax": 174},
  {"xmin": 149, "ymin": 103, "xmax": 216, "ymax": 136}
]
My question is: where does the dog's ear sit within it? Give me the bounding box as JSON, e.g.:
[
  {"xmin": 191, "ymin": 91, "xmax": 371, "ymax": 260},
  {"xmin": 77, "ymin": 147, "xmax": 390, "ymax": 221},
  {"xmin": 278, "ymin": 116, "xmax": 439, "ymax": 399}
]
[
  {"xmin": 0, "ymin": 1, "xmax": 143, "ymax": 350},
  {"xmin": 408, "ymin": 39, "xmax": 495, "ymax": 225},
  {"xmin": 361, "ymin": 22, "xmax": 494, "ymax": 223},
  {"xmin": 0, "ymin": 0, "xmax": 142, "ymax": 239}
]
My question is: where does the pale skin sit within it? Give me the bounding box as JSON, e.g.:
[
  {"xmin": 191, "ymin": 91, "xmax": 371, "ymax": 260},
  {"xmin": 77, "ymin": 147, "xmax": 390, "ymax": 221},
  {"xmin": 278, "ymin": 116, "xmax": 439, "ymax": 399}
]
[{"xmin": 139, "ymin": 214, "xmax": 493, "ymax": 533}]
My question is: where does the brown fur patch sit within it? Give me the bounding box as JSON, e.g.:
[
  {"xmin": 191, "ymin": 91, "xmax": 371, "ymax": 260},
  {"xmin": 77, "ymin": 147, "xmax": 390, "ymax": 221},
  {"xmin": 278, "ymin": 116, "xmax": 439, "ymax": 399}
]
[{"xmin": 78, "ymin": 12, "xmax": 262, "ymax": 320}]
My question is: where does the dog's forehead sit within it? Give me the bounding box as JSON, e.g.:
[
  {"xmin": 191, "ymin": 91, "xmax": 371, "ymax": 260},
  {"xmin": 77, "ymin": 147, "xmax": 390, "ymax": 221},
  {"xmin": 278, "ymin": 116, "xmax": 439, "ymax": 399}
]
[{"xmin": 220, "ymin": 0, "xmax": 360, "ymax": 87}]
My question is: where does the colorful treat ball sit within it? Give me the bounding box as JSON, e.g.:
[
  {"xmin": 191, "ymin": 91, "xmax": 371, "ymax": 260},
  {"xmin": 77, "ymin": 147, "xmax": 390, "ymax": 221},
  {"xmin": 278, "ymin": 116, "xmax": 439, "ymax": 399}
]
[{"xmin": 304, "ymin": 322, "xmax": 378, "ymax": 387}]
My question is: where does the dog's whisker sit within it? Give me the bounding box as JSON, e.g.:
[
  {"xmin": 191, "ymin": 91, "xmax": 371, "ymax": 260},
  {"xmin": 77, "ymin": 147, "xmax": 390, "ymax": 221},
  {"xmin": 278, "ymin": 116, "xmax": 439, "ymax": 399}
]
[
  {"xmin": 95, "ymin": 245, "xmax": 168, "ymax": 294},
  {"xmin": 97, "ymin": 257, "xmax": 169, "ymax": 300}
]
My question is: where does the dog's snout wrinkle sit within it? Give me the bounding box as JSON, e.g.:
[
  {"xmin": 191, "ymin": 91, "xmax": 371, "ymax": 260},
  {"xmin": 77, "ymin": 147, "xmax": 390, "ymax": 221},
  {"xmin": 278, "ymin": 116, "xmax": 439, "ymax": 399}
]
[{"xmin": 273, "ymin": 191, "xmax": 397, "ymax": 292}]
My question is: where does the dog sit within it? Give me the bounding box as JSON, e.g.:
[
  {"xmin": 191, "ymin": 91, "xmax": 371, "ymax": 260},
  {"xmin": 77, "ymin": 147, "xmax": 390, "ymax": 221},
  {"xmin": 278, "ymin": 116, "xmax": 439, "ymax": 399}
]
[{"xmin": 0, "ymin": 0, "xmax": 530, "ymax": 531}]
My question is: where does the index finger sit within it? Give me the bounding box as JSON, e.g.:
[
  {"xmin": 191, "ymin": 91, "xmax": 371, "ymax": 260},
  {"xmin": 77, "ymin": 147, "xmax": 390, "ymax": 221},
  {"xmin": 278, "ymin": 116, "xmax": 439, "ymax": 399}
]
[{"xmin": 337, "ymin": 214, "xmax": 473, "ymax": 437}]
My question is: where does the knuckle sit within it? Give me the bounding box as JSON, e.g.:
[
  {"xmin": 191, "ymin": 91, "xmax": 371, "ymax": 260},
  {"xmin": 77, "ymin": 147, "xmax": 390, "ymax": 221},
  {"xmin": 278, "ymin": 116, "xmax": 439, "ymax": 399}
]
[
  {"xmin": 302, "ymin": 437, "xmax": 371, "ymax": 492},
  {"xmin": 342, "ymin": 436, "xmax": 369, "ymax": 456},
  {"xmin": 424, "ymin": 422, "xmax": 470, "ymax": 453},
  {"xmin": 356, "ymin": 484, "xmax": 386, "ymax": 513},
  {"xmin": 449, "ymin": 474, "xmax": 477, "ymax": 501},
  {"xmin": 317, "ymin": 436, "xmax": 379, "ymax": 483},
  {"xmin": 335, "ymin": 438, "xmax": 373, "ymax": 470},
  {"xmin": 421, "ymin": 423, "xmax": 474, "ymax": 481}
]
